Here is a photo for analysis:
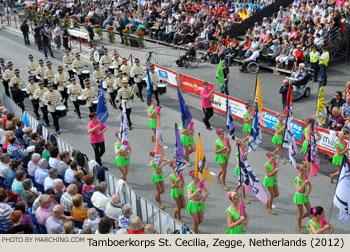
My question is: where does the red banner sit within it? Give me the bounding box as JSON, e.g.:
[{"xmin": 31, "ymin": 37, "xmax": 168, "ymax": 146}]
[{"xmin": 179, "ymin": 74, "xmax": 214, "ymax": 96}]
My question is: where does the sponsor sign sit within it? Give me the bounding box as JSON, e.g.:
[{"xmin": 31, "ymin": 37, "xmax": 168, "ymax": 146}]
[
  {"xmin": 152, "ymin": 64, "xmax": 178, "ymax": 88},
  {"xmin": 179, "ymin": 74, "xmax": 214, "ymax": 96}
]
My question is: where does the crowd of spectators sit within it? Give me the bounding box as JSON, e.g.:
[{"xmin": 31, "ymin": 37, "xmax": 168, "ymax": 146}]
[{"xmin": 0, "ymin": 102, "xmax": 155, "ymax": 234}]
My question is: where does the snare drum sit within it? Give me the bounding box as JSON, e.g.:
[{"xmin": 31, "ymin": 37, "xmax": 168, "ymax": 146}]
[
  {"xmin": 77, "ymin": 95, "xmax": 86, "ymax": 105},
  {"xmin": 55, "ymin": 105, "xmax": 67, "ymax": 117},
  {"xmin": 102, "ymin": 81, "xmax": 107, "ymax": 91},
  {"xmin": 21, "ymin": 88, "xmax": 28, "ymax": 98},
  {"xmin": 35, "ymin": 76, "xmax": 40, "ymax": 82},
  {"xmin": 92, "ymin": 99, "xmax": 98, "ymax": 111},
  {"xmin": 157, "ymin": 84, "xmax": 167, "ymax": 95},
  {"xmin": 82, "ymin": 70, "xmax": 90, "ymax": 80},
  {"xmin": 108, "ymin": 66, "xmax": 115, "ymax": 75}
]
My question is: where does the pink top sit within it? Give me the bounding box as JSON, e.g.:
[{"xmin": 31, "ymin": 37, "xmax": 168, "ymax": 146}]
[
  {"xmin": 200, "ymin": 88, "xmax": 213, "ymax": 108},
  {"xmin": 35, "ymin": 207, "xmax": 53, "ymax": 226},
  {"xmin": 87, "ymin": 120, "xmax": 106, "ymax": 144}
]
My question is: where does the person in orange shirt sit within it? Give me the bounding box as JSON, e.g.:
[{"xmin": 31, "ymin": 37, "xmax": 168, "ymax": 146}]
[
  {"xmin": 344, "ymin": 81, "xmax": 350, "ymax": 98},
  {"xmin": 71, "ymin": 194, "xmax": 88, "ymax": 223},
  {"xmin": 207, "ymin": 41, "xmax": 217, "ymax": 60}
]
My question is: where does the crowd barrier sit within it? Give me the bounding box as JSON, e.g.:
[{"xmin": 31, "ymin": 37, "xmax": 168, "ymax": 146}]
[{"xmin": 1, "ymin": 92, "xmax": 190, "ymax": 234}]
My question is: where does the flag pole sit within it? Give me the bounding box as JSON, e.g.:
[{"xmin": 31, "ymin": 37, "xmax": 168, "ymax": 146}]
[
  {"xmin": 237, "ymin": 142, "xmax": 243, "ymax": 205},
  {"xmin": 254, "ymin": 74, "xmax": 258, "ymax": 103}
]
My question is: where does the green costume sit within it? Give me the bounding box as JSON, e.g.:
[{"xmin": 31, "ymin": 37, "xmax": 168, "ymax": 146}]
[
  {"xmin": 148, "ymin": 107, "xmax": 157, "ymax": 129},
  {"xmin": 235, "ymin": 152, "xmax": 239, "ymax": 175},
  {"xmin": 272, "ymin": 123, "xmax": 283, "ymax": 145},
  {"xmin": 186, "ymin": 183, "xmax": 205, "ymax": 213},
  {"xmin": 294, "ymin": 176, "xmax": 309, "ymax": 205},
  {"xmin": 306, "ymin": 219, "xmax": 321, "ymax": 234},
  {"xmin": 114, "ymin": 142, "xmax": 130, "ymax": 167},
  {"xmin": 151, "ymin": 161, "xmax": 164, "ymax": 183},
  {"xmin": 181, "ymin": 127, "xmax": 195, "ymax": 146},
  {"xmin": 225, "ymin": 207, "xmax": 246, "ymax": 234},
  {"xmin": 332, "ymin": 142, "xmax": 345, "ymax": 166},
  {"xmin": 263, "ymin": 162, "xmax": 278, "ymax": 187},
  {"xmin": 242, "ymin": 112, "xmax": 252, "ymax": 133},
  {"xmin": 301, "ymin": 127, "xmax": 310, "ymax": 153},
  {"xmin": 169, "ymin": 174, "xmax": 184, "ymax": 199},
  {"xmin": 214, "ymin": 139, "xmax": 229, "ymax": 164}
]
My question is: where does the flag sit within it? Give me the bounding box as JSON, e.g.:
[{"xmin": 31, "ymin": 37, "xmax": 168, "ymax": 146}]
[
  {"xmin": 174, "ymin": 124, "xmax": 186, "ymax": 175},
  {"xmin": 177, "ymin": 88, "xmax": 192, "ymax": 129},
  {"xmin": 238, "ymin": 146, "xmax": 267, "ymax": 204},
  {"xmin": 226, "ymin": 98, "xmax": 235, "ymax": 140},
  {"xmin": 247, "ymin": 103, "xmax": 262, "ymax": 152},
  {"xmin": 154, "ymin": 111, "xmax": 164, "ymax": 160},
  {"xmin": 96, "ymin": 82, "xmax": 109, "ymax": 123},
  {"xmin": 254, "ymin": 74, "xmax": 263, "ymax": 112},
  {"xmin": 216, "ymin": 59, "xmax": 224, "ymax": 87},
  {"xmin": 146, "ymin": 68, "xmax": 154, "ymax": 106},
  {"xmin": 118, "ymin": 102, "xmax": 129, "ymax": 150},
  {"xmin": 195, "ymin": 134, "xmax": 212, "ymax": 183},
  {"xmin": 284, "ymin": 83, "xmax": 293, "ymax": 117},
  {"xmin": 316, "ymin": 86, "xmax": 327, "ymax": 125},
  {"xmin": 22, "ymin": 111, "xmax": 29, "ymax": 127},
  {"xmin": 306, "ymin": 121, "xmax": 320, "ymax": 178},
  {"xmin": 333, "ymin": 155, "xmax": 350, "ymax": 224}
]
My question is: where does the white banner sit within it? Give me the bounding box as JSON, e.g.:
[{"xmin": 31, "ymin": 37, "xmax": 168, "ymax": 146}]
[{"xmin": 152, "ymin": 64, "xmax": 178, "ymax": 88}]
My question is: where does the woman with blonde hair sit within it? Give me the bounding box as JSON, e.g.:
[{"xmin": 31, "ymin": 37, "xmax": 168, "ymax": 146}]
[
  {"xmin": 3, "ymin": 131, "xmax": 14, "ymax": 150},
  {"xmin": 128, "ymin": 216, "xmax": 145, "ymax": 234},
  {"xmin": 63, "ymin": 221, "xmax": 74, "ymax": 234},
  {"xmin": 214, "ymin": 129, "xmax": 231, "ymax": 191},
  {"xmin": 225, "ymin": 191, "xmax": 248, "ymax": 234}
]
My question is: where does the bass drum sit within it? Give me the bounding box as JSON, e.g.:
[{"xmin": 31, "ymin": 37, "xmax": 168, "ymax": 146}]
[
  {"xmin": 157, "ymin": 84, "xmax": 167, "ymax": 95},
  {"xmin": 82, "ymin": 70, "xmax": 90, "ymax": 80},
  {"xmin": 21, "ymin": 88, "xmax": 28, "ymax": 98},
  {"xmin": 93, "ymin": 49, "xmax": 104, "ymax": 63},
  {"xmin": 92, "ymin": 99, "xmax": 98, "ymax": 111},
  {"xmin": 55, "ymin": 105, "xmax": 67, "ymax": 117},
  {"xmin": 77, "ymin": 95, "xmax": 87, "ymax": 105}
]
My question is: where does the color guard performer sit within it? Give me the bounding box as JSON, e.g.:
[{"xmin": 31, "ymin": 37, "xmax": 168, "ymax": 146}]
[
  {"xmin": 27, "ymin": 55, "xmax": 37, "ymax": 77},
  {"xmin": 99, "ymin": 48, "xmax": 112, "ymax": 75},
  {"xmin": 33, "ymin": 81, "xmax": 49, "ymax": 126},
  {"xmin": 73, "ymin": 53, "xmax": 87, "ymax": 89},
  {"xmin": 116, "ymin": 78, "xmax": 133, "ymax": 130},
  {"xmin": 35, "ymin": 59, "xmax": 46, "ymax": 82},
  {"xmin": 44, "ymin": 61, "xmax": 55, "ymax": 85},
  {"xmin": 105, "ymin": 71, "xmax": 116, "ymax": 108},
  {"xmin": 83, "ymin": 80, "xmax": 97, "ymax": 113},
  {"xmin": 10, "ymin": 69, "xmax": 23, "ymax": 88},
  {"xmin": 0, "ymin": 58, "xmax": 10, "ymax": 96},
  {"xmin": 130, "ymin": 58, "xmax": 145, "ymax": 102},
  {"xmin": 43, "ymin": 83, "xmax": 64, "ymax": 134},
  {"xmin": 3, "ymin": 61, "xmax": 15, "ymax": 96},
  {"xmin": 54, "ymin": 66, "xmax": 69, "ymax": 108},
  {"xmin": 26, "ymin": 76, "xmax": 40, "ymax": 119},
  {"xmin": 67, "ymin": 77, "xmax": 82, "ymax": 119},
  {"xmin": 150, "ymin": 65, "xmax": 160, "ymax": 105},
  {"xmin": 92, "ymin": 63, "xmax": 104, "ymax": 88},
  {"xmin": 63, "ymin": 49, "xmax": 74, "ymax": 79}
]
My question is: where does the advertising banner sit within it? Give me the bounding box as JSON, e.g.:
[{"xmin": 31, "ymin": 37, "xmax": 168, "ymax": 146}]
[
  {"xmin": 152, "ymin": 64, "xmax": 178, "ymax": 88},
  {"xmin": 179, "ymin": 74, "xmax": 214, "ymax": 96}
]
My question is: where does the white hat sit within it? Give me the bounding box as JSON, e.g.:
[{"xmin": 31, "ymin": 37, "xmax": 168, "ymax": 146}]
[
  {"xmin": 299, "ymin": 63, "xmax": 305, "ymax": 67},
  {"xmin": 26, "ymin": 146, "xmax": 35, "ymax": 153}
]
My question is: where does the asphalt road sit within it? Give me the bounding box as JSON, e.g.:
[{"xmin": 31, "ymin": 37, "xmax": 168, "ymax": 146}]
[{"xmin": 0, "ymin": 29, "xmax": 349, "ymax": 234}]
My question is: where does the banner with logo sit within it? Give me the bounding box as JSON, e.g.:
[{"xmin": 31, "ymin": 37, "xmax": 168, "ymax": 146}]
[
  {"xmin": 152, "ymin": 64, "xmax": 178, "ymax": 88},
  {"xmin": 212, "ymin": 92, "xmax": 246, "ymax": 121},
  {"xmin": 179, "ymin": 74, "xmax": 214, "ymax": 96}
]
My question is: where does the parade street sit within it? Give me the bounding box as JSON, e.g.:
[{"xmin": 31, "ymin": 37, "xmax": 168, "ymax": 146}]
[{"xmin": 0, "ymin": 29, "xmax": 349, "ymax": 234}]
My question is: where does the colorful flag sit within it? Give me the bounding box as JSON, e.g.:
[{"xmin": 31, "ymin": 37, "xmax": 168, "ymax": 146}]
[
  {"xmin": 284, "ymin": 83, "xmax": 293, "ymax": 117},
  {"xmin": 238, "ymin": 146, "xmax": 267, "ymax": 204},
  {"xmin": 254, "ymin": 74, "xmax": 263, "ymax": 113},
  {"xmin": 146, "ymin": 68, "xmax": 154, "ymax": 106},
  {"xmin": 306, "ymin": 121, "xmax": 320, "ymax": 178},
  {"xmin": 316, "ymin": 86, "xmax": 327, "ymax": 125},
  {"xmin": 96, "ymin": 82, "xmax": 109, "ymax": 123},
  {"xmin": 174, "ymin": 124, "xmax": 186, "ymax": 175},
  {"xmin": 333, "ymin": 155, "xmax": 350, "ymax": 224},
  {"xmin": 247, "ymin": 103, "xmax": 262, "ymax": 152},
  {"xmin": 118, "ymin": 102, "xmax": 129, "ymax": 150},
  {"xmin": 22, "ymin": 111, "xmax": 29, "ymax": 127},
  {"xmin": 177, "ymin": 88, "xmax": 192, "ymax": 129},
  {"xmin": 195, "ymin": 134, "xmax": 212, "ymax": 183},
  {"xmin": 155, "ymin": 111, "xmax": 164, "ymax": 160},
  {"xmin": 226, "ymin": 98, "xmax": 235, "ymax": 140},
  {"xmin": 216, "ymin": 59, "xmax": 224, "ymax": 87}
]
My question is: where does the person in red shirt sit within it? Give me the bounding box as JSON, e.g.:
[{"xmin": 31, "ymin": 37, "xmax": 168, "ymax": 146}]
[
  {"xmin": 293, "ymin": 45, "xmax": 304, "ymax": 71},
  {"xmin": 127, "ymin": 216, "xmax": 145, "ymax": 234},
  {"xmin": 224, "ymin": 35, "xmax": 233, "ymax": 47},
  {"xmin": 87, "ymin": 112, "xmax": 107, "ymax": 166}
]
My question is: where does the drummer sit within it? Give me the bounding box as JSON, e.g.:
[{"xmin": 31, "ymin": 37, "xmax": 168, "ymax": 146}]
[
  {"xmin": 99, "ymin": 48, "xmax": 112, "ymax": 75},
  {"xmin": 54, "ymin": 66, "xmax": 69, "ymax": 108},
  {"xmin": 114, "ymin": 70, "xmax": 123, "ymax": 94},
  {"xmin": 3, "ymin": 61, "xmax": 15, "ymax": 97},
  {"xmin": 120, "ymin": 58, "xmax": 131, "ymax": 81},
  {"xmin": 83, "ymin": 79, "xmax": 97, "ymax": 113},
  {"xmin": 63, "ymin": 49, "xmax": 74, "ymax": 79},
  {"xmin": 26, "ymin": 76, "xmax": 40, "ymax": 119},
  {"xmin": 73, "ymin": 53, "xmax": 86, "ymax": 89},
  {"xmin": 33, "ymin": 81, "xmax": 49, "ymax": 126},
  {"xmin": 92, "ymin": 63, "xmax": 104, "ymax": 88},
  {"xmin": 105, "ymin": 71, "xmax": 117, "ymax": 109},
  {"xmin": 89, "ymin": 42, "xmax": 97, "ymax": 62},
  {"xmin": 112, "ymin": 54, "xmax": 121, "ymax": 75},
  {"xmin": 116, "ymin": 78, "xmax": 133, "ymax": 130},
  {"xmin": 27, "ymin": 55, "xmax": 37, "ymax": 77},
  {"xmin": 44, "ymin": 61, "xmax": 55, "ymax": 85},
  {"xmin": 150, "ymin": 65, "xmax": 160, "ymax": 105},
  {"xmin": 10, "ymin": 69, "xmax": 24, "ymax": 88},
  {"xmin": 67, "ymin": 77, "xmax": 82, "ymax": 119},
  {"xmin": 35, "ymin": 59, "xmax": 46, "ymax": 82},
  {"xmin": 130, "ymin": 58, "xmax": 145, "ymax": 102},
  {"xmin": 43, "ymin": 83, "xmax": 63, "ymax": 135}
]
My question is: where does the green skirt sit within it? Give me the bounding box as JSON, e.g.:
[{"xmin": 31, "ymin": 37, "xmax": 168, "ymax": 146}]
[
  {"xmin": 242, "ymin": 123, "xmax": 252, "ymax": 133},
  {"xmin": 301, "ymin": 140, "xmax": 309, "ymax": 153},
  {"xmin": 152, "ymin": 172, "xmax": 164, "ymax": 183},
  {"xmin": 171, "ymin": 187, "xmax": 185, "ymax": 199},
  {"xmin": 332, "ymin": 154, "xmax": 344, "ymax": 166},
  {"xmin": 235, "ymin": 165, "xmax": 239, "ymax": 176},
  {"xmin": 186, "ymin": 200, "xmax": 205, "ymax": 213},
  {"xmin": 148, "ymin": 118, "xmax": 157, "ymax": 129},
  {"xmin": 272, "ymin": 134, "xmax": 283, "ymax": 145},
  {"xmin": 114, "ymin": 156, "xmax": 130, "ymax": 167},
  {"xmin": 215, "ymin": 153, "xmax": 229, "ymax": 164},
  {"xmin": 181, "ymin": 135, "xmax": 194, "ymax": 146},
  {"xmin": 294, "ymin": 192, "xmax": 309, "ymax": 205},
  {"xmin": 263, "ymin": 176, "xmax": 278, "ymax": 187},
  {"xmin": 226, "ymin": 225, "xmax": 245, "ymax": 234}
]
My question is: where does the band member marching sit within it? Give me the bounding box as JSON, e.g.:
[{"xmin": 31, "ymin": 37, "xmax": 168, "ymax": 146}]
[
  {"xmin": 116, "ymin": 78, "xmax": 134, "ymax": 130},
  {"xmin": 89, "ymin": 42, "xmax": 97, "ymax": 62},
  {"xmin": 99, "ymin": 48, "xmax": 112, "ymax": 75},
  {"xmin": 63, "ymin": 49, "xmax": 74, "ymax": 79},
  {"xmin": 83, "ymin": 80, "xmax": 97, "ymax": 113},
  {"xmin": 35, "ymin": 59, "xmax": 46, "ymax": 82},
  {"xmin": 3, "ymin": 62, "xmax": 15, "ymax": 96},
  {"xmin": 54, "ymin": 66, "xmax": 69, "ymax": 108},
  {"xmin": 112, "ymin": 54, "xmax": 121, "ymax": 75},
  {"xmin": 67, "ymin": 77, "xmax": 82, "ymax": 119},
  {"xmin": 105, "ymin": 71, "xmax": 116, "ymax": 109},
  {"xmin": 149, "ymin": 65, "xmax": 160, "ymax": 105},
  {"xmin": 26, "ymin": 76, "xmax": 40, "ymax": 119},
  {"xmin": 43, "ymin": 83, "xmax": 64, "ymax": 134},
  {"xmin": 92, "ymin": 63, "xmax": 104, "ymax": 88},
  {"xmin": 44, "ymin": 61, "xmax": 55, "ymax": 85},
  {"xmin": 10, "ymin": 69, "xmax": 23, "ymax": 88},
  {"xmin": 130, "ymin": 58, "xmax": 145, "ymax": 102},
  {"xmin": 120, "ymin": 58, "xmax": 131, "ymax": 83},
  {"xmin": 27, "ymin": 55, "xmax": 37, "ymax": 77},
  {"xmin": 114, "ymin": 70, "xmax": 123, "ymax": 92},
  {"xmin": 73, "ymin": 53, "xmax": 87, "ymax": 89},
  {"xmin": 33, "ymin": 81, "xmax": 49, "ymax": 126}
]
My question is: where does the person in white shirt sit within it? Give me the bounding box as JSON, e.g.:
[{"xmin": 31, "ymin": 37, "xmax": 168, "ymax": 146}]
[
  {"xmin": 57, "ymin": 151, "xmax": 70, "ymax": 177},
  {"xmin": 28, "ymin": 153, "xmax": 41, "ymax": 177},
  {"xmin": 48, "ymin": 147, "xmax": 60, "ymax": 169},
  {"xmin": 64, "ymin": 161, "xmax": 78, "ymax": 184},
  {"xmin": 0, "ymin": 154, "xmax": 11, "ymax": 178},
  {"xmin": 34, "ymin": 158, "xmax": 49, "ymax": 185},
  {"xmin": 83, "ymin": 208, "xmax": 100, "ymax": 233},
  {"xmin": 240, "ymin": 46, "xmax": 260, "ymax": 73},
  {"xmin": 105, "ymin": 194, "xmax": 123, "ymax": 219},
  {"xmin": 91, "ymin": 182, "xmax": 110, "ymax": 211},
  {"xmin": 44, "ymin": 168, "xmax": 58, "ymax": 191}
]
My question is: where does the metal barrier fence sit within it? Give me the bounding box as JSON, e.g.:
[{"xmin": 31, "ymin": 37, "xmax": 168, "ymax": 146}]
[{"xmin": 1, "ymin": 93, "xmax": 191, "ymax": 234}]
